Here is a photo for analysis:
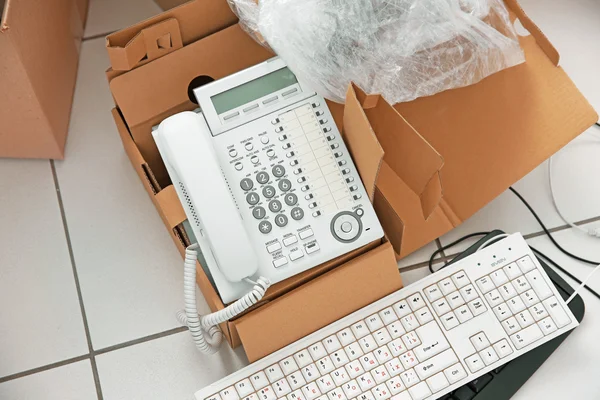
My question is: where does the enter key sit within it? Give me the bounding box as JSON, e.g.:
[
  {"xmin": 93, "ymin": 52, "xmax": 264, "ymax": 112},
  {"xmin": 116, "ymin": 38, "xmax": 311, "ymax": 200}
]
[{"xmin": 413, "ymin": 321, "xmax": 450, "ymax": 362}]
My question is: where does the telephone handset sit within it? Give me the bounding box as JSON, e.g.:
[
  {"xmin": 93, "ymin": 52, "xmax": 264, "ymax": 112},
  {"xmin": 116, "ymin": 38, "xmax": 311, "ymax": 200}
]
[{"xmin": 156, "ymin": 112, "xmax": 259, "ymax": 283}]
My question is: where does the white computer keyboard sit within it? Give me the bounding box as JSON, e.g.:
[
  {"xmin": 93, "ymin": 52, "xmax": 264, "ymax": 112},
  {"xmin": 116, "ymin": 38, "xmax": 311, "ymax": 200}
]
[{"xmin": 195, "ymin": 233, "xmax": 578, "ymax": 400}]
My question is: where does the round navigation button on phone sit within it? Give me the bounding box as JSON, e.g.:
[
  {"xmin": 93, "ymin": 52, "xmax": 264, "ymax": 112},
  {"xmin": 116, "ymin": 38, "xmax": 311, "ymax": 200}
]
[
  {"xmin": 258, "ymin": 221, "xmax": 272, "ymax": 234},
  {"xmin": 240, "ymin": 178, "xmax": 253, "ymax": 191},
  {"xmin": 331, "ymin": 211, "xmax": 362, "ymax": 243},
  {"xmin": 275, "ymin": 214, "xmax": 288, "ymax": 227},
  {"xmin": 256, "ymin": 171, "xmax": 269, "ymax": 184},
  {"xmin": 341, "ymin": 222, "xmax": 352, "ymax": 233},
  {"xmin": 272, "ymin": 165, "xmax": 286, "ymax": 177},
  {"xmin": 252, "ymin": 206, "xmax": 266, "ymax": 219}
]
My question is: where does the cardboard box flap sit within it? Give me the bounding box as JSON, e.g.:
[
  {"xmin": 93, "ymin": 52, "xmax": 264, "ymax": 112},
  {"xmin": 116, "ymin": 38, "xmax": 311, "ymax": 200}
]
[
  {"xmin": 155, "ymin": 185, "xmax": 187, "ymax": 229},
  {"xmin": 235, "ymin": 242, "xmax": 402, "ymax": 362},
  {"xmin": 346, "ymin": 85, "xmax": 444, "ymax": 219},
  {"xmin": 106, "ymin": 0, "xmax": 237, "ymax": 71},
  {"xmin": 107, "ymin": 19, "xmax": 183, "ymax": 71}
]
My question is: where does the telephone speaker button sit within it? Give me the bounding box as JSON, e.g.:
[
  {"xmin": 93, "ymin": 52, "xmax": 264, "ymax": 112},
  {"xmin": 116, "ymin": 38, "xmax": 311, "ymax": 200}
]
[
  {"xmin": 246, "ymin": 192, "xmax": 260, "ymax": 205},
  {"xmin": 229, "ymin": 149, "xmax": 238, "ymax": 158},
  {"xmin": 306, "ymin": 242, "xmax": 320, "ymax": 254},
  {"xmin": 259, "ymin": 221, "xmax": 272, "ymax": 234},
  {"xmin": 267, "ymin": 241, "xmax": 282, "ymax": 254},
  {"xmin": 263, "ymin": 185, "xmax": 276, "ymax": 198},
  {"xmin": 273, "ymin": 256, "xmax": 288, "ymax": 268},
  {"xmin": 256, "ymin": 171, "xmax": 270, "ymax": 184},
  {"xmin": 291, "ymin": 207, "xmax": 304, "ymax": 221},
  {"xmin": 251, "ymin": 156, "xmax": 260, "ymax": 164},
  {"xmin": 279, "ymin": 179, "xmax": 292, "ymax": 192},
  {"xmin": 245, "ymin": 142, "xmax": 254, "ymax": 151},
  {"xmin": 299, "ymin": 229, "xmax": 314, "ymax": 240},
  {"xmin": 269, "ymin": 200, "xmax": 283, "ymax": 213},
  {"xmin": 284, "ymin": 193, "xmax": 298, "ymax": 206},
  {"xmin": 275, "ymin": 214, "xmax": 288, "ymax": 227},
  {"xmin": 234, "ymin": 162, "xmax": 243, "ymax": 171},
  {"xmin": 240, "ymin": 178, "xmax": 254, "ymax": 191},
  {"xmin": 252, "ymin": 206, "xmax": 266, "ymax": 219},
  {"xmin": 272, "ymin": 165, "xmax": 286, "ymax": 177}
]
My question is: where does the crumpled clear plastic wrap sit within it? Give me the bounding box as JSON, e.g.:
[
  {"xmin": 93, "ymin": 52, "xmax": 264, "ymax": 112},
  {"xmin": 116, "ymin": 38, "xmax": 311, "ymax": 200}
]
[{"xmin": 227, "ymin": 0, "xmax": 525, "ymax": 104}]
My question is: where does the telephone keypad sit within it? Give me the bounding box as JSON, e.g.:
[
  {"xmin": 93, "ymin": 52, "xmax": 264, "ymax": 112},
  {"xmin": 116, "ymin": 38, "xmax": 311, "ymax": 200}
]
[
  {"xmin": 240, "ymin": 178, "xmax": 253, "ymax": 191},
  {"xmin": 252, "ymin": 206, "xmax": 266, "ymax": 219},
  {"xmin": 291, "ymin": 207, "xmax": 304, "ymax": 220},
  {"xmin": 279, "ymin": 179, "xmax": 292, "ymax": 192},
  {"xmin": 275, "ymin": 214, "xmax": 288, "ymax": 227},
  {"xmin": 269, "ymin": 200, "xmax": 283, "ymax": 213},
  {"xmin": 259, "ymin": 221, "xmax": 272, "ymax": 234},
  {"xmin": 272, "ymin": 165, "xmax": 286, "ymax": 177},
  {"xmin": 263, "ymin": 186, "xmax": 276, "ymax": 198},
  {"xmin": 256, "ymin": 171, "xmax": 270, "ymax": 184},
  {"xmin": 246, "ymin": 192, "xmax": 260, "ymax": 205},
  {"xmin": 284, "ymin": 193, "xmax": 298, "ymax": 206}
]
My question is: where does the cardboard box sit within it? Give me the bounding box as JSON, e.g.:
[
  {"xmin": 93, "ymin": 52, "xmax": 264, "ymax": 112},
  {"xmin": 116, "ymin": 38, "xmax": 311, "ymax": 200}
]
[
  {"xmin": 154, "ymin": 0, "xmax": 191, "ymax": 10},
  {"xmin": 105, "ymin": 0, "xmax": 597, "ymax": 359},
  {"xmin": 0, "ymin": 0, "xmax": 88, "ymax": 159}
]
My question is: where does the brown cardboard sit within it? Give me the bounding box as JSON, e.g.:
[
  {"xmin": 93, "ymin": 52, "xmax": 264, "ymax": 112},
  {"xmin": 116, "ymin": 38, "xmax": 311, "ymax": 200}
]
[
  {"xmin": 0, "ymin": 0, "xmax": 88, "ymax": 159},
  {"xmin": 106, "ymin": 0, "xmax": 597, "ymax": 358},
  {"xmin": 154, "ymin": 0, "xmax": 192, "ymax": 10}
]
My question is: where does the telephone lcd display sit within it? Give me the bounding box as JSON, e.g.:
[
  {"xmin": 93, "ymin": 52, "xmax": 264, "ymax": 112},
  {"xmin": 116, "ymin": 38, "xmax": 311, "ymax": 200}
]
[{"xmin": 211, "ymin": 67, "xmax": 298, "ymax": 115}]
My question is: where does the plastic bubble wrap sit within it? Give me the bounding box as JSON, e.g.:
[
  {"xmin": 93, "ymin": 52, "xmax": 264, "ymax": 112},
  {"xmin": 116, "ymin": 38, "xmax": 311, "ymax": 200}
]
[{"xmin": 227, "ymin": 0, "xmax": 525, "ymax": 104}]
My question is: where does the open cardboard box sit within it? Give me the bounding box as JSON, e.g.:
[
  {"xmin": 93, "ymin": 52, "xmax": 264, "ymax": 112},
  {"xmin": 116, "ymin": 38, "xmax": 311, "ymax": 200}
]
[{"xmin": 105, "ymin": 0, "xmax": 596, "ymax": 361}]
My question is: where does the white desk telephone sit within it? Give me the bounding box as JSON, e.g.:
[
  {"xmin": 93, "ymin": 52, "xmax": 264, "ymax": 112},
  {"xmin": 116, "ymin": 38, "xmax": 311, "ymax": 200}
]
[{"xmin": 153, "ymin": 57, "xmax": 384, "ymax": 353}]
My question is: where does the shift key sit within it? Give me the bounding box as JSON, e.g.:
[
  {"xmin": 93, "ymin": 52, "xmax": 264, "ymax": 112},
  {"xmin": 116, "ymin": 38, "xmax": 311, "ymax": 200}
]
[
  {"xmin": 413, "ymin": 321, "xmax": 450, "ymax": 362},
  {"xmin": 414, "ymin": 349, "xmax": 458, "ymax": 380}
]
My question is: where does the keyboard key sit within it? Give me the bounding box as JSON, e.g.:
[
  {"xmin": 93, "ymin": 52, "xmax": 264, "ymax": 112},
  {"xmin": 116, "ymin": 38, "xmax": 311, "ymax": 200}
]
[
  {"xmin": 332, "ymin": 368, "xmax": 350, "ymax": 386},
  {"xmin": 221, "ymin": 387, "xmax": 240, "ymax": 400},
  {"xmin": 467, "ymin": 298, "xmax": 486, "ymax": 316},
  {"xmin": 207, "ymin": 394, "xmax": 221, "ymax": 400},
  {"xmin": 498, "ymin": 282, "xmax": 517, "ymax": 300},
  {"xmin": 490, "ymin": 269, "xmax": 509, "ymax": 286},
  {"xmin": 453, "ymin": 385, "xmax": 476, "ymax": 400},
  {"xmin": 379, "ymin": 308, "xmax": 397, "ymax": 325},
  {"xmin": 432, "ymin": 298, "xmax": 451, "ymax": 316},
  {"xmin": 309, "ymin": 343, "xmax": 328, "ymax": 360},
  {"xmin": 444, "ymin": 363, "xmax": 467, "ymax": 384},
  {"xmin": 470, "ymin": 332, "xmax": 490, "ymax": 351},
  {"xmin": 407, "ymin": 293, "xmax": 426, "ymax": 311},
  {"xmin": 526, "ymin": 270, "xmax": 553, "ymax": 301},
  {"xmin": 288, "ymin": 389, "xmax": 306, "ymax": 400},
  {"xmin": 331, "ymin": 350, "xmax": 350, "ymax": 367},
  {"xmin": 507, "ymin": 296, "xmax": 526, "ymax": 314},
  {"xmin": 510, "ymin": 324, "xmax": 544, "ymax": 349},
  {"xmin": 484, "ymin": 289, "xmax": 503, "ymax": 307},
  {"xmin": 385, "ymin": 358, "xmax": 404, "ymax": 376},
  {"xmin": 316, "ymin": 374, "xmax": 335, "ymax": 393},
  {"xmin": 386, "ymin": 376, "xmax": 406, "ymax": 394},
  {"xmin": 359, "ymin": 352, "xmax": 379, "ymax": 371},
  {"xmin": 476, "ymin": 276, "xmax": 495, "ymax": 294},
  {"xmin": 521, "ymin": 289, "xmax": 539, "ymax": 307},
  {"xmin": 373, "ymin": 383, "xmax": 392, "ymax": 400},
  {"xmin": 530, "ymin": 303, "xmax": 548, "ymax": 321},
  {"xmin": 400, "ymin": 369, "xmax": 420, "ymax": 388},
  {"xmin": 345, "ymin": 360, "xmax": 364, "ymax": 378},
  {"xmin": 400, "ymin": 351, "xmax": 418, "ymax": 369},
  {"xmin": 245, "ymin": 393, "xmax": 259, "ymax": 400},
  {"xmin": 414, "ymin": 307, "xmax": 433, "ymax": 325},
  {"xmin": 274, "ymin": 379, "xmax": 292, "ymax": 397},
  {"xmin": 374, "ymin": 346, "xmax": 393, "ymax": 366},
  {"xmin": 401, "ymin": 332, "xmax": 420, "ymax": 350},
  {"xmin": 282, "ymin": 357, "xmax": 300, "ymax": 374},
  {"xmin": 258, "ymin": 386, "xmax": 277, "ymax": 400},
  {"xmin": 302, "ymin": 364, "xmax": 321, "ymax": 382},
  {"xmin": 327, "ymin": 388, "xmax": 346, "ymax": 400},
  {"xmin": 512, "ymin": 276, "xmax": 531, "ymax": 294},
  {"xmin": 465, "ymin": 353, "xmax": 484, "ymax": 373},
  {"xmin": 400, "ymin": 314, "xmax": 419, "ymax": 331},
  {"xmin": 451, "ymin": 270, "xmax": 469, "ymax": 289},
  {"xmin": 357, "ymin": 393, "xmax": 374, "ymax": 400},
  {"xmin": 317, "ymin": 357, "xmax": 335, "ymax": 374},
  {"xmin": 503, "ymin": 262, "xmax": 522, "ymax": 280},
  {"xmin": 467, "ymin": 373, "xmax": 493, "ymax": 393},
  {"xmin": 455, "ymin": 305, "xmax": 474, "ymax": 323},
  {"xmin": 426, "ymin": 371, "xmax": 449, "ymax": 393},
  {"xmin": 408, "ymin": 381, "xmax": 432, "ymax": 400},
  {"xmin": 438, "ymin": 278, "xmax": 457, "ymax": 295},
  {"xmin": 251, "ymin": 371, "xmax": 270, "ymax": 390},
  {"xmin": 337, "ymin": 329, "xmax": 356, "ymax": 346},
  {"xmin": 479, "ymin": 347, "xmax": 499, "ymax": 365},
  {"xmin": 342, "ymin": 380, "xmax": 361, "ymax": 398},
  {"xmin": 324, "ymin": 336, "xmax": 342, "ymax": 353},
  {"xmin": 501, "ymin": 317, "xmax": 520, "ymax": 335},
  {"xmin": 357, "ymin": 372, "xmax": 376, "ymax": 391},
  {"xmin": 414, "ymin": 349, "xmax": 458, "ymax": 380},
  {"xmin": 388, "ymin": 338, "xmax": 407, "ymax": 356},
  {"xmin": 302, "ymin": 383, "xmax": 321, "ymax": 400},
  {"xmin": 366, "ymin": 314, "xmax": 385, "ymax": 331},
  {"xmin": 266, "ymin": 364, "xmax": 285, "ymax": 383},
  {"xmin": 359, "ymin": 335, "xmax": 378, "ymax": 353},
  {"xmin": 413, "ymin": 321, "xmax": 450, "ymax": 362},
  {"xmin": 424, "ymin": 284, "xmax": 443, "ymax": 302},
  {"xmin": 515, "ymin": 309, "xmax": 534, "ymax": 328},
  {"xmin": 538, "ymin": 317, "xmax": 558, "ymax": 335},
  {"xmin": 373, "ymin": 329, "xmax": 392, "ymax": 346},
  {"xmin": 492, "ymin": 303, "xmax": 511, "ymax": 321},
  {"xmin": 492, "ymin": 339, "xmax": 513, "ymax": 358},
  {"xmin": 345, "ymin": 342, "xmax": 364, "ymax": 361},
  {"xmin": 447, "ymin": 291, "xmax": 466, "ymax": 309},
  {"xmin": 440, "ymin": 311, "xmax": 459, "ymax": 330},
  {"xmin": 372, "ymin": 365, "xmax": 389, "ymax": 384},
  {"xmin": 386, "ymin": 321, "xmax": 405, "ymax": 339},
  {"xmin": 236, "ymin": 379, "xmax": 254, "ymax": 397},
  {"xmin": 459, "ymin": 284, "xmax": 478, "ymax": 302},
  {"xmin": 288, "ymin": 372, "xmax": 307, "ymax": 389},
  {"xmin": 392, "ymin": 300, "xmax": 411, "ymax": 318},
  {"xmin": 517, "ymin": 255, "xmax": 536, "ymax": 273},
  {"xmin": 543, "ymin": 296, "xmax": 572, "ymax": 328},
  {"xmin": 295, "ymin": 350, "xmax": 313, "ymax": 368}
]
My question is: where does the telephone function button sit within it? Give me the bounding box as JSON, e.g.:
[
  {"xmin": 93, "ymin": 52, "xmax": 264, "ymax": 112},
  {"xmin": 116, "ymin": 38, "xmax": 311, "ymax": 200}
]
[
  {"xmin": 261, "ymin": 136, "xmax": 270, "ymax": 145},
  {"xmin": 246, "ymin": 192, "xmax": 260, "ymax": 205},
  {"xmin": 256, "ymin": 171, "xmax": 270, "ymax": 184},
  {"xmin": 245, "ymin": 142, "xmax": 254, "ymax": 151},
  {"xmin": 263, "ymin": 185, "xmax": 276, "ymax": 198},
  {"xmin": 252, "ymin": 206, "xmax": 266, "ymax": 219},
  {"xmin": 279, "ymin": 179, "xmax": 292, "ymax": 192},
  {"xmin": 272, "ymin": 165, "xmax": 286, "ymax": 177},
  {"xmin": 267, "ymin": 149, "xmax": 275, "ymax": 158},
  {"xmin": 289, "ymin": 248, "xmax": 304, "ymax": 261},
  {"xmin": 283, "ymin": 235, "xmax": 298, "ymax": 247},
  {"xmin": 356, "ymin": 208, "xmax": 364, "ymax": 217},
  {"xmin": 273, "ymin": 256, "xmax": 288, "ymax": 268},
  {"xmin": 306, "ymin": 242, "xmax": 320, "ymax": 254},
  {"xmin": 259, "ymin": 221, "xmax": 272, "ymax": 234},
  {"xmin": 284, "ymin": 193, "xmax": 298, "ymax": 206},
  {"xmin": 267, "ymin": 241, "xmax": 282, "ymax": 254},
  {"xmin": 269, "ymin": 200, "xmax": 283, "ymax": 213},
  {"xmin": 240, "ymin": 178, "xmax": 254, "ymax": 191},
  {"xmin": 234, "ymin": 162, "xmax": 243, "ymax": 171},
  {"xmin": 299, "ymin": 229, "xmax": 314, "ymax": 240},
  {"xmin": 275, "ymin": 214, "xmax": 288, "ymax": 227},
  {"xmin": 229, "ymin": 149, "xmax": 238, "ymax": 158},
  {"xmin": 251, "ymin": 156, "xmax": 259, "ymax": 165},
  {"xmin": 291, "ymin": 207, "xmax": 304, "ymax": 220},
  {"xmin": 331, "ymin": 212, "xmax": 362, "ymax": 243},
  {"xmin": 271, "ymin": 118, "xmax": 280, "ymax": 125}
]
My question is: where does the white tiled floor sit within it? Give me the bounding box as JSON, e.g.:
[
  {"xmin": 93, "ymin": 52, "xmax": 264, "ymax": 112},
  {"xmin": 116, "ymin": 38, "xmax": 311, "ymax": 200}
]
[{"xmin": 0, "ymin": 0, "xmax": 598, "ymax": 399}]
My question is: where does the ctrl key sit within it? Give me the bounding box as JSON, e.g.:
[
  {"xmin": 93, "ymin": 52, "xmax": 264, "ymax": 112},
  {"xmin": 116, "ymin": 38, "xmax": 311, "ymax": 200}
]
[{"xmin": 306, "ymin": 242, "xmax": 320, "ymax": 254}]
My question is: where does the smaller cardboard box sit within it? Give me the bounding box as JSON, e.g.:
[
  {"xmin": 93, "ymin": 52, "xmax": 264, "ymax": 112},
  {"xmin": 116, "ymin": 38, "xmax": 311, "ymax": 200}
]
[{"xmin": 0, "ymin": 0, "xmax": 88, "ymax": 159}]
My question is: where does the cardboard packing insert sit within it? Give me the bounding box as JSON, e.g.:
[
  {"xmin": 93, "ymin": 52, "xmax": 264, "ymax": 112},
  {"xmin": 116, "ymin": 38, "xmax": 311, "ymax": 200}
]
[{"xmin": 106, "ymin": 0, "xmax": 597, "ymax": 361}]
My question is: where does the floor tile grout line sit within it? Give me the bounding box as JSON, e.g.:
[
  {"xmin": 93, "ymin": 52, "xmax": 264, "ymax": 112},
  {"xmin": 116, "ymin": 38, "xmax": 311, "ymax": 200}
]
[
  {"xmin": 95, "ymin": 326, "xmax": 188, "ymax": 356},
  {"xmin": 50, "ymin": 160, "xmax": 104, "ymax": 400},
  {"xmin": 0, "ymin": 355, "xmax": 90, "ymax": 384}
]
